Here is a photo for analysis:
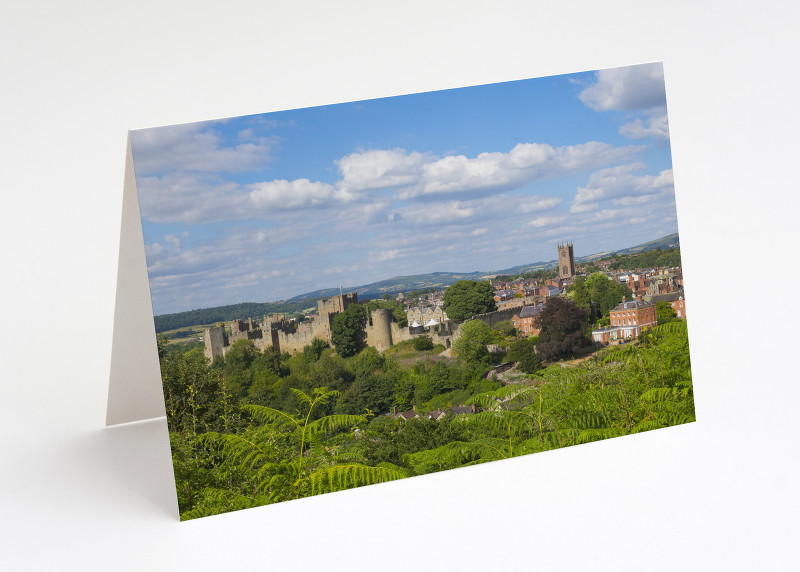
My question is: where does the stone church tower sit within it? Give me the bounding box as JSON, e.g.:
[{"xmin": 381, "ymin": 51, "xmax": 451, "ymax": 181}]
[{"xmin": 557, "ymin": 242, "xmax": 575, "ymax": 279}]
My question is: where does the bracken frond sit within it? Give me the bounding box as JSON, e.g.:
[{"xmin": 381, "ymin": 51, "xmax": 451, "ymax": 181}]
[
  {"xmin": 241, "ymin": 404, "xmax": 300, "ymax": 431},
  {"xmin": 308, "ymin": 463, "xmax": 408, "ymax": 495},
  {"xmin": 306, "ymin": 414, "xmax": 366, "ymax": 437}
]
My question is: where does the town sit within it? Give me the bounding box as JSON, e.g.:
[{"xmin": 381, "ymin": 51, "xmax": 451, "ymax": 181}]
[{"xmin": 202, "ymin": 241, "xmax": 686, "ymax": 361}]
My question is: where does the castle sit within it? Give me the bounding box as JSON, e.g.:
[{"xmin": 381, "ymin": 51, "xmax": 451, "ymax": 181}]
[{"xmin": 203, "ymin": 292, "xmax": 462, "ymax": 360}]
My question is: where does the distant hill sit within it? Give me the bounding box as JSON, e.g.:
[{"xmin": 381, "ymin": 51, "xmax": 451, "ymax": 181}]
[
  {"xmin": 154, "ymin": 300, "xmax": 315, "ymax": 333},
  {"xmin": 154, "ymin": 233, "xmax": 680, "ymax": 329}
]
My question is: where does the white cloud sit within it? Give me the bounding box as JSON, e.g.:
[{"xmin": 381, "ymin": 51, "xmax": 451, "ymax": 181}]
[
  {"xmin": 137, "ymin": 173, "xmax": 247, "ymax": 224},
  {"xmin": 571, "ymin": 164, "xmax": 673, "ymax": 212},
  {"xmin": 130, "ymin": 122, "xmax": 276, "ymax": 175},
  {"xmin": 620, "ymin": 113, "xmax": 670, "ymax": 140},
  {"xmin": 302, "ymin": 141, "xmax": 641, "ymax": 203},
  {"xmin": 471, "ymin": 228, "xmax": 488, "ymax": 236},
  {"xmin": 529, "ymin": 215, "xmax": 567, "ymax": 228},
  {"xmin": 375, "ymin": 249, "xmax": 401, "ymax": 262},
  {"xmin": 579, "ymin": 63, "xmax": 666, "ymax": 111},
  {"xmin": 336, "ymin": 148, "xmax": 433, "ymax": 193},
  {"xmin": 248, "ymin": 179, "xmax": 340, "ymax": 210}
]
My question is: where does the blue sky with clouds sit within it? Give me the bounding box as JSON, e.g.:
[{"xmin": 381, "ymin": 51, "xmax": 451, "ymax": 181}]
[{"xmin": 131, "ymin": 62, "xmax": 677, "ymax": 315}]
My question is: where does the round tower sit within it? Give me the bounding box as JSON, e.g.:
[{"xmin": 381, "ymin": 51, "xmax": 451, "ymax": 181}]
[{"xmin": 371, "ymin": 308, "xmax": 393, "ymax": 352}]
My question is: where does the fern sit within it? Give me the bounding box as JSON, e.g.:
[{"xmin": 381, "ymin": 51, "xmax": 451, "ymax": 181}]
[{"xmin": 308, "ymin": 463, "xmax": 408, "ymax": 494}]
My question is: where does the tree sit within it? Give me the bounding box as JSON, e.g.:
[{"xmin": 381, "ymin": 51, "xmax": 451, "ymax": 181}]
[
  {"xmin": 656, "ymin": 300, "xmax": 677, "ymax": 324},
  {"xmin": 566, "ymin": 276, "xmax": 591, "ymax": 308},
  {"xmin": 443, "ymin": 280, "xmax": 497, "ymax": 321},
  {"xmin": 302, "ymin": 338, "xmax": 329, "ymax": 363},
  {"xmin": 492, "ymin": 319, "xmax": 516, "ymax": 338},
  {"xmin": 413, "ymin": 336, "xmax": 434, "ymax": 351},
  {"xmin": 585, "ymin": 272, "xmax": 632, "ymax": 317},
  {"xmin": 331, "ymin": 304, "xmax": 367, "ymax": 358},
  {"xmin": 506, "ymin": 338, "xmax": 542, "ymax": 374},
  {"xmin": 534, "ymin": 297, "xmax": 589, "ymax": 362},
  {"xmin": 452, "ymin": 320, "xmax": 499, "ymax": 364}
]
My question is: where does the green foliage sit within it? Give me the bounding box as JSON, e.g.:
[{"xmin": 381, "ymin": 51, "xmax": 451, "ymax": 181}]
[
  {"xmin": 413, "ymin": 336, "xmax": 434, "ymax": 351},
  {"xmin": 506, "ymin": 338, "xmax": 542, "ymax": 374},
  {"xmin": 492, "ymin": 319, "xmax": 517, "ymax": 338},
  {"xmin": 302, "ymin": 338, "xmax": 329, "ymax": 363},
  {"xmin": 607, "ymin": 247, "xmax": 681, "ymax": 270},
  {"xmin": 165, "ymin": 312, "xmax": 693, "ymax": 520},
  {"xmin": 656, "ymin": 300, "xmax": 677, "ymax": 324},
  {"xmin": 331, "ymin": 304, "xmax": 367, "ymax": 357},
  {"xmin": 178, "ymin": 387, "xmax": 407, "ymax": 519},
  {"xmin": 585, "ymin": 272, "xmax": 633, "ymax": 317},
  {"xmin": 443, "ymin": 280, "xmax": 497, "ymax": 321},
  {"xmin": 452, "ymin": 320, "xmax": 499, "ymax": 364}
]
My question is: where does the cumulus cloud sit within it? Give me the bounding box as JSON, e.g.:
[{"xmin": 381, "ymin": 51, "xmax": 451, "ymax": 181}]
[
  {"xmin": 248, "ymin": 179, "xmax": 340, "ymax": 210},
  {"xmin": 336, "ymin": 148, "xmax": 433, "ymax": 193},
  {"xmin": 331, "ymin": 141, "xmax": 642, "ymax": 201},
  {"xmin": 619, "ymin": 113, "xmax": 670, "ymax": 139},
  {"xmin": 529, "ymin": 215, "xmax": 567, "ymax": 229},
  {"xmin": 137, "ymin": 173, "xmax": 247, "ymax": 224},
  {"xmin": 138, "ymin": 136, "xmax": 640, "ymax": 225},
  {"xmin": 579, "ymin": 63, "xmax": 666, "ymax": 111},
  {"xmin": 578, "ymin": 63, "xmax": 670, "ymax": 141},
  {"xmin": 131, "ymin": 122, "xmax": 277, "ymax": 176},
  {"xmin": 570, "ymin": 164, "xmax": 674, "ymax": 213}
]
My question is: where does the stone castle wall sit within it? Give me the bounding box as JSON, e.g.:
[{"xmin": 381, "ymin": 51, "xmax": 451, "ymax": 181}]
[{"xmin": 204, "ymin": 291, "xmax": 527, "ymax": 360}]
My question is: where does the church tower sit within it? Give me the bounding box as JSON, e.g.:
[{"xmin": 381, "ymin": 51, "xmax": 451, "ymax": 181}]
[{"xmin": 557, "ymin": 242, "xmax": 575, "ymax": 279}]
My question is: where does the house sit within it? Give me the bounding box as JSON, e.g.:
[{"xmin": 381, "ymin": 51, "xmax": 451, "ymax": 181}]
[
  {"xmin": 512, "ymin": 304, "xmax": 544, "ymax": 337},
  {"xmin": 593, "ymin": 297, "xmax": 658, "ymax": 343},
  {"xmin": 650, "ymin": 291, "xmax": 688, "ymax": 318},
  {"xmin": 493, "ymin": 289, "xmax": 516, "ymax": 303}
]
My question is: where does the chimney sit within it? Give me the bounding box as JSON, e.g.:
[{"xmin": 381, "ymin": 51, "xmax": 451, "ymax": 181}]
[
  {"xmin": 412, "ymin": 404, "xmax": 416, "ymax": 413},
  {"xmin": 622, "ymin": 296, "xmax": 627, "ymax": 303},
  {"xmin": 392, "ymin": 406, "xmax": 397, "ymax": 415},
  {"xmin": 471, "ymin": 403, "xmax": 477, "ymax": 414}
]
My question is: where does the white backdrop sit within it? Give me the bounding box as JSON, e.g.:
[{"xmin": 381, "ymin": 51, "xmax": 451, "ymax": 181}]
[{"xmin": 1, "ymin": 1, "xmax": 798, "ymax": 570}]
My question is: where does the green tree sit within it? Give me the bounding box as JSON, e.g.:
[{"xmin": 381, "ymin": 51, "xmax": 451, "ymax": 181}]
[
  {"xmin": 506, "ymin": 338, "xmax": 542, "ymax": 374},
  {"xmin": 331, "ymin": 304, "xmax": 367, "ymax": 358},
  {"xmin": 656, "ymin": 300, "xmax": 677, "ymax": 324},
  {"xmin": 566, "ymin": 276, "xmax": 591, "ymax": 308},
  {"xmin": 534, "ymin": 297, "xmax": 589, "ymax": 362},
  {"xmin": 443, "ymin": 280, "xmax": 497, "ymax": 321},
  {"xmin": 585, "ymin": 272, "xmax": 632, "ymax": 317},
  {"xmin": 492, "ymin": 319, "xmax": 516, "ymax": 338},
  {"xmin": 452, "ymin": 320, "xmax": 499, "ymax": 364},
  {"xmin": 302, "ymin": 338, "xmax": 329, "ymax": 363},
  {"xmin": 413, "ymin": 336, "xmax": 434, "ymax": 351}
]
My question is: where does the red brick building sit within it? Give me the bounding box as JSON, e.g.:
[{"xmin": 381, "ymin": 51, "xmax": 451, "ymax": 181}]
[
  {"xmin": 512, "ymin": 304, "xmax": 544, "ymax": 337},
  {"xmin": 592, "ymin": 298, "xmax": 657, "ymax": 343}
]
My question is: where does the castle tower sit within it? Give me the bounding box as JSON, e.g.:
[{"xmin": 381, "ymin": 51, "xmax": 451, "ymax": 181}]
[
  {"xmin": 203, "ymin": 325, "xmax": 227, "ymax": 361},
  {"xmin": 370, "ymin": 308, "xmax": 393, "ymax": 352},
  {"xmin": 557, "ymin": 241, "xmax": 576, "ymax": 279}
]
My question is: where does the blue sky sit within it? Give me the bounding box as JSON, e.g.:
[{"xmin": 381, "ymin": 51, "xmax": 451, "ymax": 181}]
[{"xmin": 131, "ymin": 62, "xmax": 677, "ymax": 316}]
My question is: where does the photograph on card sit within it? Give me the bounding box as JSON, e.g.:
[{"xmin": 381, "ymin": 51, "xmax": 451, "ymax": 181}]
[{"xmin": 130, "ymin": 61, "xmax": 694, "ymax": 521}]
